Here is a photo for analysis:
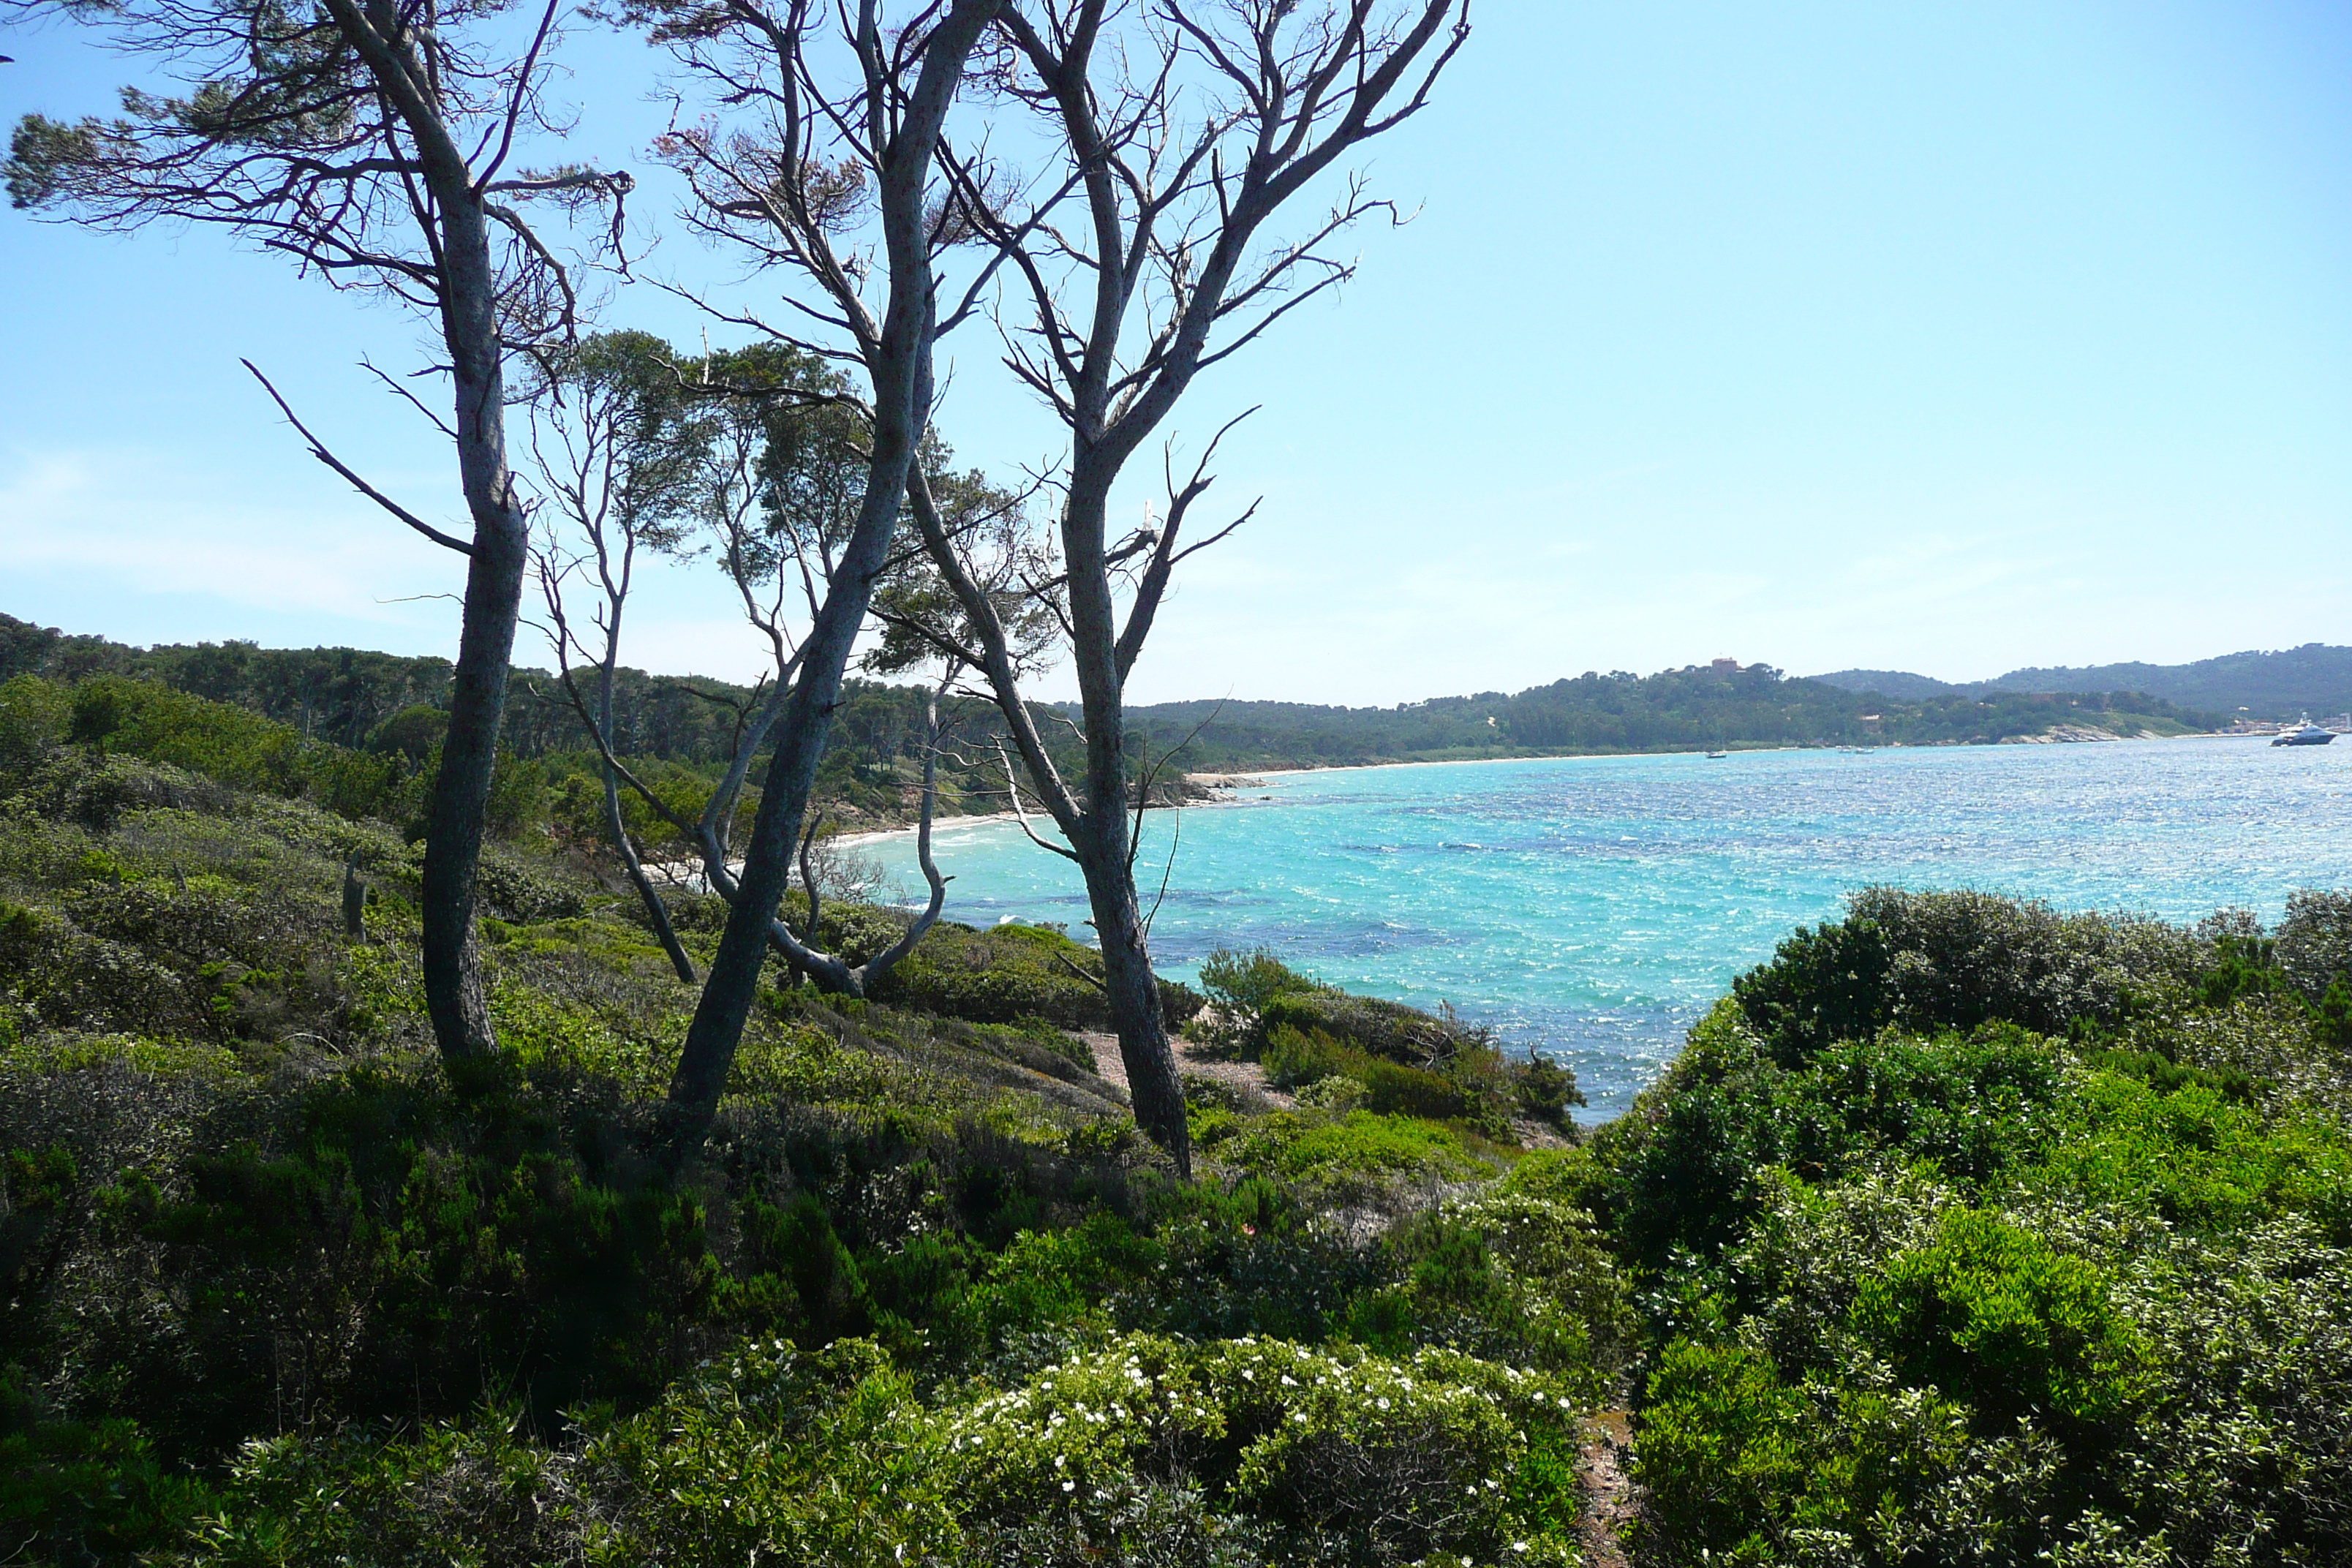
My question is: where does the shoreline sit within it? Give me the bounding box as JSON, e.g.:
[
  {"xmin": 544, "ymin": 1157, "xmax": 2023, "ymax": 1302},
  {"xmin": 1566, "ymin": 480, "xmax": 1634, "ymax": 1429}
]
[
  {"xmin": 833, "ymin": 809, "xmax": 1022, "ymax": 849},
  {"xmin": 837, "ymin": 732, "xmax": 2253, "ymax": 845}
]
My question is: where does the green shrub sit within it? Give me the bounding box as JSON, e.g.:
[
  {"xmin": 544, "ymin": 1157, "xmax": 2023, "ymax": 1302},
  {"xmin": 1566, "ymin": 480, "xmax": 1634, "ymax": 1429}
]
[
  {"xmin": 2038, "ymin": 1068, "xmax": 2352, "ymax": 1238},
  {"xmin": 1197, "ymin": 946, "xmax": 1324, "ymax": 1017},
  {"xmin": 1350, "ymin": 1191, "xmax": 1635, "ymax": 1402},
  {"xmin": 2278, "ymin": 887, "xmax": 2352, "ymax": 1003},
  {"xmin": 64, "ymin": 676, "xmax": 308, "ymax": 799},
  {"xmin": 868, "ymin": 921, "xmax": 1120, "ymax": 1030},
  {"xmin": 363, "ymin": 704, "xmax": 446, "ymax": 761},
  {"xmin": 1579, "ymin": 1006, "xmax": 2072, "ymax": 1273},
  {"xmin": 1592, "ymin": 892, "xmax": 2352, "ymax": 1564},
  {"xmin": 0, "ymin": 674, "xmax": 68, "ymax": 780},
  {"xmin": 1512, "ymin": 1050, "xmax": 1584, "ymax": 1129},
  {"xmin": 0, "ymin": 1409, "xmax": 212, "ymax": 1568},
  {"xmin": 1258, "ymin": 1021, "xmax": 1354, "ymax": 1090},
  {"xmin": 193, "ymin": 1333, "xmax": 1591, "ymax": 1568},
  {"xmin": 943, "ymin": 1334, "xmax": 1583, "ymax": 1566},
  {"xmin": 1733, "ymin": 886, "xmax": 2204, "ymax": 1063},
  {"xmin": 1632, "ymin": 1338, "xmax": 1814, "ymax": 1563},
  {"xmin": 581, "ymin": 1337, "xmax": 956, "ymax": 1567},
  {"xmin": 0, "ymin": 671, "xmax": 570, "ymax": 843},
  {"xmin": 1207, "ymin": 1109, "xmax": 1488, "ymax": 1203},
  {"xmin": 946, "ymin": 1017, "xmax": 1098, "ymax": 1080},
  {"xmin": 1260, "ymin": 988, "xmax": 1473, "ymax": 1068},
  {"xmin": 1852, "ymin": 1207, "xmax": 2155, "ymax": 1435},
  {"xmin": 473, "ymin": 846, "xmax": 587, "ymax": 923}
]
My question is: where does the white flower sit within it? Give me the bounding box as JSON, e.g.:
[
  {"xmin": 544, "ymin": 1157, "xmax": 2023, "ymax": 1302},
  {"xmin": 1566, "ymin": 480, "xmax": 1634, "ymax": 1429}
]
[
  {"xmin": 1376, "ymin": 1398, "xmax": 1390, "ymax": 1410},
  {"xmin": 1062, "ymin": 1480, "xmax": 1076, "ymax": 1492},
  {"xmin": 1512, "ymin": 1542, "xmax": 1529, "ymax": 1553}
]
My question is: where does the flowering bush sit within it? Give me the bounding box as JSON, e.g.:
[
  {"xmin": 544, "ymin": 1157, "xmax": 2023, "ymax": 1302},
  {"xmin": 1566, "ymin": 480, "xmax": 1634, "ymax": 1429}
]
[{"xmin": 943, "ymin": 1333, "xmax": 1583, "ymax": 1566}]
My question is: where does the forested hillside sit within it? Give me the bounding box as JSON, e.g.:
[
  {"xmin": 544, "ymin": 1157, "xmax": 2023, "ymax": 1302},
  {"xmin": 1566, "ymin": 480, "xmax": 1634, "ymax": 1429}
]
[
  {"xmin": 1813, "ymin": 642, "xmax": 2352, "ymax": 718},
  {"xmin": 4, "ymin": 617, "xmax": 2226, "ymax": 797},
  {"xmin": 0, "ymin": 613, "xmax": 1047, "ymax": 832},
  {"xmin": 1131, "ymin": 665, "xmax": 2219, "ymax": 768}
]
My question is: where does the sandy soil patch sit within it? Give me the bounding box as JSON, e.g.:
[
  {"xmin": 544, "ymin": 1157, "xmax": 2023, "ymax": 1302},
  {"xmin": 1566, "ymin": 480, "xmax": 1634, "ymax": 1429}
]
[{"xmin": 1080, "ymin": 1031, "xmax": 1297, "ymax": 1112}]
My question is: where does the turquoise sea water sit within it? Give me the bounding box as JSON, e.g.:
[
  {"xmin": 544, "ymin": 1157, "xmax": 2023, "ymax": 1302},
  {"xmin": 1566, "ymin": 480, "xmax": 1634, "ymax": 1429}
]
[{"xmin": 863, "ymin": 736, "xmax": 2352, "ymax": 1120}]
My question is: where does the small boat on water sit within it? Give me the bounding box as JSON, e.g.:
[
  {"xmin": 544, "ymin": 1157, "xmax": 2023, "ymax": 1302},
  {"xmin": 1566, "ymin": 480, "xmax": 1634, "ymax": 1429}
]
[
  {"xmin": 2272, "ymin": 715, "xmax": 2335, "ymax": 747},
  {"xmin": 1705, "ymin": 750, "xmax": 1729, "ymax": 759}
]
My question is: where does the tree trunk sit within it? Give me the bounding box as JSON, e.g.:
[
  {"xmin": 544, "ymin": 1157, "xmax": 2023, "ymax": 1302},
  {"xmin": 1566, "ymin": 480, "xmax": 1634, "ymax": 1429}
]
[
  {"xmin": 1062, "ymin": 471, "xmax": 1191, "ymax": 1176},
  {"xmin": 663, "ymin": 465, "xmax": 904, "ymax": 1148},
  {"xmin": 342, "ymin": 859, "xmax": 368, "ymax": 942},
  {"xmin": 657, "ymin": 0, "xmax": 1002, "ymax": 1162},
  {"xmin": 597, "ymin": 624, "xmax": 696, "ymax": 985},
  {"xmin": 419, "ymin": 503, "xmax": 524, "ymax": 1070},
  {"xmin": 1075, "ymin": 818, "xmax": 1191, "ymax": 1173},
  {"xmin": 608, "ymin": 770, "xmax": 697, "ymax": 983},
  {"xmin": 417, "ymin": 182, "xmax": 526, "ymax": 1078}
]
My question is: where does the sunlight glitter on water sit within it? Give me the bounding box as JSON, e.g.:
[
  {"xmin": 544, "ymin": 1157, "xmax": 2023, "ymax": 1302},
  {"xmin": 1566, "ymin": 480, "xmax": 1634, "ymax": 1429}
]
[{"xmin": 864, "ymin": 737, "xmax": 2352, "ymax": 1120}]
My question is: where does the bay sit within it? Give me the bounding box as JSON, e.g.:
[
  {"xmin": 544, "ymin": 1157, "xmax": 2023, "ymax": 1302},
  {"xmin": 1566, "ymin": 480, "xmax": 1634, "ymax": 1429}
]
[{"xmin": 861, "ymin": 736, "xmax": 2352, "ymax": 1120}]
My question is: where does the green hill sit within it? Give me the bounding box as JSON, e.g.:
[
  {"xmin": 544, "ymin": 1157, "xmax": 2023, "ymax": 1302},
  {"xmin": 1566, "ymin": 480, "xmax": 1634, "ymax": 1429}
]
[
  {"xmin": 1, "ymin": 615, "xmax": 2231, "ymax": 810},
  {"xmin": 1814, "ymin": 643, "xmax": 2352, "ymax": 719},
  {"xmin": 1129, "ymin": 665, "xmax": 2219, "ymax": 769}
]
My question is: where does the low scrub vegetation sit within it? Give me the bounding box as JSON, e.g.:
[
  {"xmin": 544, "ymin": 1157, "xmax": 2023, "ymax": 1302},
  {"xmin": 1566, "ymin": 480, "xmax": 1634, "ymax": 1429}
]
[
  {"xmin": 1567, "ymin": 888, "xmax": 2352, "ymax": 1566},
  {"xmin": 7, "ymin": 672, "xmax": 2351, "ymax": 1564},
  {"xmin": 0, "ymin": 680, "xmax": 1618, "ymax": 1565}
]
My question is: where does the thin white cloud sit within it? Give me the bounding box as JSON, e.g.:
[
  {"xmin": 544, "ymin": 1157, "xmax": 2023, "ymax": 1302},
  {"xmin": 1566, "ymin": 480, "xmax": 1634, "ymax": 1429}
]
[{"xmin": 0, "ymin": 442, "xmax": 464, "ymax": 641}]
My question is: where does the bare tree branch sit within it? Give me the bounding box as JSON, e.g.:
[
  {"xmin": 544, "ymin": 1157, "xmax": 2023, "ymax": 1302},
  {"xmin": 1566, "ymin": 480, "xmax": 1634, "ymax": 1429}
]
[{"xmin": 244, "ymin": 359, "xmax": 475, "ymax": 557}]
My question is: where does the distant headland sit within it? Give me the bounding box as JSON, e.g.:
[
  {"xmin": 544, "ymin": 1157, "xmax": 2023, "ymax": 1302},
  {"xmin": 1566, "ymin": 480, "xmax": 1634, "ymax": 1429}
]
[{"xmin": 8, "ymin": 614, "xmax": 2345, "ymax": 815}]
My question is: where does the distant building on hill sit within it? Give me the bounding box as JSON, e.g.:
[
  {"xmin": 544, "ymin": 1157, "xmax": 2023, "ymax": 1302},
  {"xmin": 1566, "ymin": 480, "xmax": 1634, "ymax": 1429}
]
[{"xmin": 1711, "ymin": 656, "xmax": 1740, "ymax": 673}]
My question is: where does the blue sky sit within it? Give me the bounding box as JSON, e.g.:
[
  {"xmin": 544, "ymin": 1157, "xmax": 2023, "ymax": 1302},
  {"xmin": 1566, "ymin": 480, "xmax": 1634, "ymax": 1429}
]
[{"xmin": 3, "ymin": 1, "xmax": 2348, "ymax": 706}]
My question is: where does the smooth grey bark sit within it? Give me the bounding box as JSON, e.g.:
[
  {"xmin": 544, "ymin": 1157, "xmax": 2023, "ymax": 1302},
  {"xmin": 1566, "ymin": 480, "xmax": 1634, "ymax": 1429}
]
[
  {"xmin": 660, "ymin": 0, "xmax": 1003, "ymax": 1158},
  {"xmin": 607, "ymin": 777, "xmax": 698, "ymax": 984},
  {"xmin": 422, "ymin": 487, "xmax": 527, "ymax": 1066},
  {"xmin": 900, "ymin": 466, "xmax": 1188, "ymax": 1164},
  {"xmin": 663, "ymin": 432, "xmax": 904, "ymax": 1131},
  {"xmin": 770, "ymin": 674, "xmax": 951, "ymax": 995},
  {"xmin": 320, "ymin": 0, "xmax": 545, "ymax": 1069},
  {"xmin": 598, "ymin": 656, "xmax": 698, "ymax": 984}
]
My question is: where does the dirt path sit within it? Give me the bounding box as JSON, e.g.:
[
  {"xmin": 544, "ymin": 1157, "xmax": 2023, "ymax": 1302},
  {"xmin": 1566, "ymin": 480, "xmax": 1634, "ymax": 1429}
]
[
  {"xmin": 1577, "ymin": 1409, "xmax": 1636, "ymax": 1567},
  {"xmin": 1079, "ymin": 1032, "xmax": 1295, "ymax": 1112}
]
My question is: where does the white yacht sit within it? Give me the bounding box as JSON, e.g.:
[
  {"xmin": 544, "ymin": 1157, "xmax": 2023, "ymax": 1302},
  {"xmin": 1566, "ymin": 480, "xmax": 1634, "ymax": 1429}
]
[{"xmin": 2272, "ymin": 715, "xmax": 2335, "ymax": 747}]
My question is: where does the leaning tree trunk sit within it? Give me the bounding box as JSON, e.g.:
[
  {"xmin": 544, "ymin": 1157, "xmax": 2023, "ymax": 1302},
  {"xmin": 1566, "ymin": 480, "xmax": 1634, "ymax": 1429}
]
[
  {"xmin": 662, "ymin": 459, "xmax": 908, "ymax": 1150},
  {"xmin": 1063, "ymin": 471, "xmax": 1192, "ymax": 1175},
  {"xmin": 606, "ymin": 769, "xmax": 697, "ymax": 983},
  {"xmin": 596, "ymin": 636, "xmax": 697, "ymax": 984},
  {"xmin": 1074, "ymin": 815, "xmax": 1191, "ymax": 1171},
  {"xmin": 656, "ymin": 0, "xmax": 1003, "ymax": 1164}
]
